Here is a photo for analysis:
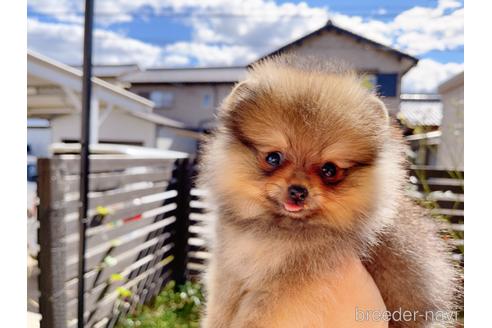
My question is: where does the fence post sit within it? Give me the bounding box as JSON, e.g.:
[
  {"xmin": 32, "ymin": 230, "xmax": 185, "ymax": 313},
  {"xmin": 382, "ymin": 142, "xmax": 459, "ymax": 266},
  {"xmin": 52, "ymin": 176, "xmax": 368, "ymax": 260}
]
[
  {"xmin": 171, "ymin": 158, "xmax": 192, "ymax": 285},
  {"xmin": 37, "ymin": 158, "xmax": 67, "ymax": 328}
]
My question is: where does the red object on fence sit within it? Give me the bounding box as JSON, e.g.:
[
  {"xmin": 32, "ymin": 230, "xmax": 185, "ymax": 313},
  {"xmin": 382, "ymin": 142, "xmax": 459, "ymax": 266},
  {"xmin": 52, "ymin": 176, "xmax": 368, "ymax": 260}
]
[{"xmin": 124, "ymin": 214, "xmax": 142, "ymax": 223}]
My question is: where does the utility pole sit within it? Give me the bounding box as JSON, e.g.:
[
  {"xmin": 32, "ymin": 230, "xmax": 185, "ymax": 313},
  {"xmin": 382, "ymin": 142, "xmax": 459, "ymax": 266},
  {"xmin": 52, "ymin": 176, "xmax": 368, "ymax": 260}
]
[{"xmin": 78, "ymin": 0, "xmax": 94, "ymax": 326}]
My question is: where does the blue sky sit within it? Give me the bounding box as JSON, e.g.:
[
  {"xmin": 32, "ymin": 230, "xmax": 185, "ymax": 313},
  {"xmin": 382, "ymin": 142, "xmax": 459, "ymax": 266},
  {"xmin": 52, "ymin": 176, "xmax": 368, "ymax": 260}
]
[{"xmin": 27, "ymin": 0, "xmax": 464, "ymax": 92}]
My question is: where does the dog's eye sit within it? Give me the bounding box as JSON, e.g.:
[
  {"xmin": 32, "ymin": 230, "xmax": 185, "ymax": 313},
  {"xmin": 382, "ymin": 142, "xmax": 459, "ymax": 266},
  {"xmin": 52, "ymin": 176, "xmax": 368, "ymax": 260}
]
[
  {"xmin": 321, "ymin": 162, "xmax": 337, "ymax": 177},
  {"xmin": 320, "ymin": 162, "xmax": 344, "ymax": 184},
  {"xmin": 265, "ymin": 152, "xmax": 283, "ymax": 167}
]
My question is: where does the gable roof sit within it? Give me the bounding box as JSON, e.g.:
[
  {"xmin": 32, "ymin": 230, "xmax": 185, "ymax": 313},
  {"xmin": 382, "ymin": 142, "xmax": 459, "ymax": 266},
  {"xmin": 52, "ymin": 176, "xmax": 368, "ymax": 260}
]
[{"xmin": 254, "ymin": 20, "xmax": 418, "ymax": 74}]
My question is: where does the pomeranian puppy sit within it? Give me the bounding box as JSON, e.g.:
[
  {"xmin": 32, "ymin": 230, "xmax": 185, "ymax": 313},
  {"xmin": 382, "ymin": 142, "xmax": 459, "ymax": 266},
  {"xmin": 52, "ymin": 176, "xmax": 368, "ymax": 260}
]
[{"xmin": 198, "ymin": 55, "xmax": 459, "ymax": 328}]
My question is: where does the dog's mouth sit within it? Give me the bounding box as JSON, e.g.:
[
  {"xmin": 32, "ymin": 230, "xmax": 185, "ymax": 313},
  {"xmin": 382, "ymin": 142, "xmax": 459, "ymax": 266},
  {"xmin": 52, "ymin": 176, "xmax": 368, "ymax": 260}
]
[
  {"xmin": 266, "ymin": 196, "xmax": 313, "ymax": 218},
  {"xmin": 283, "ymin": 200, "xmax": 304, "ymax": 212}
]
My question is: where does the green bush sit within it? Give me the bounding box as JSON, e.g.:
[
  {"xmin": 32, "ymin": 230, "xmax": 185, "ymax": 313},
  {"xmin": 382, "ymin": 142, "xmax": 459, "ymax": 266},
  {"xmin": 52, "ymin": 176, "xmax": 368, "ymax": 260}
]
[{"xmin": 117, "ymin": 281, "xmax": 204, "ymax": 328}]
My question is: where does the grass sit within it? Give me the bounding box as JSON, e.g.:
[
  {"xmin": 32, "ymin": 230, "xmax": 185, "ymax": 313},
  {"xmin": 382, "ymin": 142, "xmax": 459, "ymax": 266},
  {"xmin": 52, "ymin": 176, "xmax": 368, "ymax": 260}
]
[{"xmin": 116, "ymin": 281, "xmax": 204, "ymax": 328}]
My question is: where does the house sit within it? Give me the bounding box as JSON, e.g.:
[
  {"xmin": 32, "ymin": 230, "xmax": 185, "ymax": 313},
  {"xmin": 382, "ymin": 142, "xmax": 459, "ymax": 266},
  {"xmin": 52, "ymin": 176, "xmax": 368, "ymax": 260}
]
[
  {"xmin": 436, "ymin": 71, "xmax": 464, "ymax": 170},
  {"xmin": 117, "ymin": 20, "xmax": 418, "ymax": 153},
  {"xmin": 27, "ymin": 50, "xmax": 200, "ymax": 156},
  {"xmin": 397, "ymin": 93, "xmax": 443, "ymax": 166},
  {"xmin": 397, "ymin": 93, "xmax": 443, "ymax": 131},
  {"xmin": 252, "ymin": 20, "xmax": 418, "ymax": 113},
  {"xmin": 120, "ymin": 66, "xmax": 246, "ymax": 130}
]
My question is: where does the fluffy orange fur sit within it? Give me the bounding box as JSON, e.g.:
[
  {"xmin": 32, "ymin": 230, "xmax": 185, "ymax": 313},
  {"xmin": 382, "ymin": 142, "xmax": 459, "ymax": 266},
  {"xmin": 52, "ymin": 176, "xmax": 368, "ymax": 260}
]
[{"xmin": 198, "ymin": 55, "xmax": 459, "ymax": 328}]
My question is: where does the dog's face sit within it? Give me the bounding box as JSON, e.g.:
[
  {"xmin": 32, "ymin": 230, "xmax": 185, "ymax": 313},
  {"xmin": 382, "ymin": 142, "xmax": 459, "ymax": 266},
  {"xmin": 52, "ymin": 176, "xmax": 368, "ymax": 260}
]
[{"xmin": 207, "ymin": 61, "xmax": 391, "ymax": 232}]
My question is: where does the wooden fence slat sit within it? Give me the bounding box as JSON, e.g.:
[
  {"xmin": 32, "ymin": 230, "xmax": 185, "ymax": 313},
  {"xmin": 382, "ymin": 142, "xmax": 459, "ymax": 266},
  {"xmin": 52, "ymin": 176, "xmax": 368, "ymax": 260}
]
[
  {"xmin": 410, "ymin": 165, "xmax": 464, "ymax": 179},
  {"xmin": 412, "ymin": 182, "xmax": 464, "ymax": 194},
  {"xmin": 52, "ymin": 155, "xmax": 179, "ymax": 174},
  {"xmin": 65, "ymin": 230, "xmax": 172, "ymax": 280},
  {"xmin": 63, "ymin": 169, "xmax": 173, "ymax": 193},
  {"xmin": 61, "ymin": 182, "xmax": 170, "ymax": 212},
  {"xmin": 37, "ymin": 158, "xmax": 68, "ymax": 328},
  {"xmin": 66, "ymin": 251, "xmax": 173, "ymax": 326},
  {"xmin": 63, "ymin": 190, "xmax": 177, "ymax": 233},
  {"xmin": 64, "ymin": 207, "xmax": 176, "ymax": 255},
  {"xmin": 65, "ymin": 243, "xmax": 174, "ymax": 319},
  {"xmin": 64, "ymin": 243, "xmax": 171, "ymax": 302},
  {"xmin": 85, "ymin": 261, "xmax": 170, "ymax": 327},
  {"xmin": 431, "ymin": 208, "xmax": 464, "ymax": 223},
  {"xmin": 37, "ymin": 155, "xmax": 186, "ymax": 328}
]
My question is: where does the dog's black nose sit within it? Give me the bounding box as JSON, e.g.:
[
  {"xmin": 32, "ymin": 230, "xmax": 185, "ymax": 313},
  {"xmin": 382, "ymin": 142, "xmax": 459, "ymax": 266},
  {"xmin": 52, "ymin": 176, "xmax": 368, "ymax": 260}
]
[{"xmin": 288, "ymin": 185, "xmax": 308, "ymax": 202}]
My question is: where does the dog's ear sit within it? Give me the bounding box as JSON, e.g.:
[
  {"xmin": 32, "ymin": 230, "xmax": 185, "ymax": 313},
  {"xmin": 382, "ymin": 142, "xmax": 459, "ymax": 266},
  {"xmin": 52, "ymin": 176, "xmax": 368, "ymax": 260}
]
[
  {"xmin": 368, "ymin": 95, "xmax": 390, "ymax": 126},
  {"xmin": 217, "ymin": 79, "xmax": 263, "ymax": 139},
  {"xmin": 219, "ymin": 79, "xmax": 256, "ymax": 114}
]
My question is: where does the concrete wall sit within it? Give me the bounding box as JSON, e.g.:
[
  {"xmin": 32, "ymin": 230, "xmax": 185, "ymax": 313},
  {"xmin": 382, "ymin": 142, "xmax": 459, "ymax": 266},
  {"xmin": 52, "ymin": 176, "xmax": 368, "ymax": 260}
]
[
  {"xmin": 437, "ymin": 76, "xmax": 464, "ymax": 170},
  {"xmin": 50, "ymin": 109, "xmax": 157, "ymax": 147}
]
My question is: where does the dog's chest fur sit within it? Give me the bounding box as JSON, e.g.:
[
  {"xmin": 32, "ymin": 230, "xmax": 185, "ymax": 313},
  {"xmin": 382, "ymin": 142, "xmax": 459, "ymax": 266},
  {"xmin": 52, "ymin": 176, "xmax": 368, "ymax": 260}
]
[{"xmin": 219, "ymin": 227, "xmax": 293, "ymax": 286}]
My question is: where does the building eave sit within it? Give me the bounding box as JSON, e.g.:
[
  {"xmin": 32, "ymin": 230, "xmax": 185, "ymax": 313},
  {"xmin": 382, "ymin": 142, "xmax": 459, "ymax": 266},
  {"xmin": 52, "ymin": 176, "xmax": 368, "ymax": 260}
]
[{"xmin": 28, "ymin": 50, "xmax": 154, "ymax": 114}]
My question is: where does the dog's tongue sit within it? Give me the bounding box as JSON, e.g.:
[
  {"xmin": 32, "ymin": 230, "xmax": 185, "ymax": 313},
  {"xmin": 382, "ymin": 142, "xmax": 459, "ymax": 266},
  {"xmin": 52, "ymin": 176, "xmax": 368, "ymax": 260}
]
[{"xmin": 283, "ymin": 202, "xmax": 303, "ymax": 212}]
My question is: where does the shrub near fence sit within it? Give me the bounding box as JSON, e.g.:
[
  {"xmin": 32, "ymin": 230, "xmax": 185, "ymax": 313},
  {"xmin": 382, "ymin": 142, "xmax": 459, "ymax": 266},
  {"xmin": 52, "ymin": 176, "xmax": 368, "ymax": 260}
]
[{"xmin": 37, "ymin": 154, "xmax": 193, "ymax": 328}]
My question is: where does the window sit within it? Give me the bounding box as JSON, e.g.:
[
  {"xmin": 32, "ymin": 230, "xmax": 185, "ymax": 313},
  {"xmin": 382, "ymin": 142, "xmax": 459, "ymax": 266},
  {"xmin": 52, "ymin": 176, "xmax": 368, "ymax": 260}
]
[
  {"xmin": 376, "ymin": 73, "xmax": 398, "ymax": 97},
  {"xmin": 150, "ymin": 91, "xmax": 174, "ymax": 109},
  {"xmin": 202, "ymin": 93, "xmax": 213, "ymax": 109}
]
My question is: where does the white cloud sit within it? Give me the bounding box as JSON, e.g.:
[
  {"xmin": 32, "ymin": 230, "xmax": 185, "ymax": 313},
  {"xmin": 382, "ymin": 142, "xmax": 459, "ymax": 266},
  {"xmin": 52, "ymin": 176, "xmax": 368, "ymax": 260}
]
[
  {"xmin": 163, "ymin": 42, "xmax": 257, "ymax": 66},
  {"xmin": 391, "ymin": 1, "xmax": 464, "ymax": 55},
  {"xmin": 28, "ymin": 18, "xmax": 163, "ymax": 66},
  {"xmin": 187, "ymin": 1, "xmax": 328, "ymax": 47},
  {"xmin": 28, "ymin": 0, "xmax": 330, "ymax": 67},
  {"xmin": 331, "ymin": 14, "xmax": 393, "ymax": 46},
  {"xmin": 401, "ymin": 59, "xmax": 464, "ymax": 93},
  {"xmin": 28, "ymin": 0, "xmax": 464, "ymax": 58},
  {"xmin": 330, "ymin": 0, "xmax": 463, "ymax": 56},
  {"xmin": 28, "ymin": 0, "xmax": 464, "ymax": 94},
  {"xmin": 27, "ymin": 18, "xmax": 258, "ymax": 68}
]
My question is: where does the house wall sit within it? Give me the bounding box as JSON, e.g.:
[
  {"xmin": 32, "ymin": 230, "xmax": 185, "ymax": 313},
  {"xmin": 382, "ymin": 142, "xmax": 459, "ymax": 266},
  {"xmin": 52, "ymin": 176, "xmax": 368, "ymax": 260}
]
[
  {"xmin": 283, "ymin": 30, "xmax": 403, "ymax": 113},
  {"xmin": 50, "ymin": 109, "xmax": 156, "ymax": 147},
  {"xmin": 130, "ymin": 83, "xmax": 234, "ymax": 128},
  {"xmin": 437, "ymin": 79, "xmax": 464, "ymax": 170}
]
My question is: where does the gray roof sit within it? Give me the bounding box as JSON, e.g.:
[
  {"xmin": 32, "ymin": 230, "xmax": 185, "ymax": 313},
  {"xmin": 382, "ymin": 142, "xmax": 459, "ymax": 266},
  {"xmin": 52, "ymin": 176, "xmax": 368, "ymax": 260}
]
[
  {"xmin": 254, "ymin": 20, "xmax": 418, "ymax": 74},
  {"xmin": 73, "ymin": 64, "xmax": 141, "ymax": 78},
  {"xmin": 121, "ymin": 67, "xmax": 247, "ymax": 84},
  {"xmin": 398, "ymin": 97, "xmax": 443, "ymax": 127}
]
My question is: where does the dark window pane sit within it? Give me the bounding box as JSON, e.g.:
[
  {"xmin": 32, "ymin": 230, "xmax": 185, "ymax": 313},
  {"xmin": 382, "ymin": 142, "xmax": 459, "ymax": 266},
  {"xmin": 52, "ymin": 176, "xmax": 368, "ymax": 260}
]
[{"xmin": 376, "ymin": 73, "xmax": 398, "ymax": 97}]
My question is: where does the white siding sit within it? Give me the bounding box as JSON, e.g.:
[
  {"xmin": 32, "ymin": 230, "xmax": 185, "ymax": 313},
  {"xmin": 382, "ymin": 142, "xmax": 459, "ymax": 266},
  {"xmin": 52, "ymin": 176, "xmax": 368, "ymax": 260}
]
[
  {"xmin": 50, "ymin": 110, "xmax": 156, "ymax": 147},
  {"xmin": 437, "ymin": 80, "xmax": 464, "ymax": 170}
]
